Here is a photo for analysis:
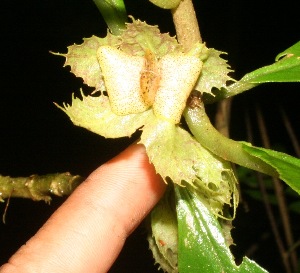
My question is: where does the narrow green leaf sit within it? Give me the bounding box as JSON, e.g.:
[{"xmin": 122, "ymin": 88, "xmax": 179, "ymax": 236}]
[
  {"xmin": 275, "ymin": 40, "xmax": 300, "ymax": 61},
  {"xmin": 226, "ymin": 41, "xmax": 300, "ymax": 97},
  {"xmin": 241, "ymin": 54, "xmax": 300, "ymax": 83},
  {"xmin": 242, "ymin": 143, "xmax": 300, "ymax": 194},
  {"xmin": 175, "ymin": 186, "xmax": 268, "ymax": 273}
]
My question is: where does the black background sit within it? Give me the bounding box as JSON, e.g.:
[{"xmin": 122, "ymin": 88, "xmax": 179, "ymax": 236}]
[{"xmin": 1, "ymin": 0, "xmax": 299, "ymax": 272}]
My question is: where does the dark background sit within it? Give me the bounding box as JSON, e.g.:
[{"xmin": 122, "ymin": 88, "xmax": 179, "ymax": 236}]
[{"xmin": 1, "ymin": 0, "xmax": 299, "ymax": 272}]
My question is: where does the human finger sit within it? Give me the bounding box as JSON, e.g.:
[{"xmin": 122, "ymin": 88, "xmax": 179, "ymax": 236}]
[{"xmin": 0, "ymin": 144, "xmax": 166, "ymax": 273}]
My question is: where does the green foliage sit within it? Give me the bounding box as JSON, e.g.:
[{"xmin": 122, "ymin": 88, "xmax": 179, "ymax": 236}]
[
  {"xmin": 276, "ymin": 41, "xmax": 300, "ymax": 61},
  {"xmin": 242, "ymin": 143, "xmax": 300, "ymax": 194},
  {"xmin": 175, "ymin": 186, "xmax": 268, "ymax": 273},
  {"xmin": 226, "ymin": 41, "xmax": 300, "ymax": 97}
]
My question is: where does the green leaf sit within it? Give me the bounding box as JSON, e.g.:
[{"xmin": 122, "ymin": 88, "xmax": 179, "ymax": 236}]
[
  {"xmin": 242, "ymin": 53, "xmax": 300, "ymax": 83},
  {"xmin": 226, "ymin": 41, "xmax": 300, "ymax": 97},
  {"xmin": 56, "ymin": 92, "xmax": 153, "ymax": 138},
  {"xmin": 140, "ymin": 117, "xmax": 238, "ymax": 217},
  {"xmin": 242, "ymin": 143, "xmax": 300, "ymax": 194},
  {"xmin": 175, "ymin": 186, "xmax": 268, "ymax": 273},
  {"xmin": 275, "ymin": 40, "xmax": 300, "ymax": 61}
]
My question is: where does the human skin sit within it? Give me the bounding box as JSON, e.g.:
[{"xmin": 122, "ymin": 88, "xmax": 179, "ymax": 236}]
[{"xmin": 0, "ymin": 144, "xmax": 166, "ymax": 273}]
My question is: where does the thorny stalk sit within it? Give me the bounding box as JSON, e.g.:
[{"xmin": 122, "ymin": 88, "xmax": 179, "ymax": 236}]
[{"xmin": 0, "ymin": 173, "xmax": 82, "ymax": 202}]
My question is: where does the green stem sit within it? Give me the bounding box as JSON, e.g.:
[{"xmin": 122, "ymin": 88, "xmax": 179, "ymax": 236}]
[
  {"xmin": 0, "ymin": 173, "xmax": 83, "ymax": 203},
  {"xmin": 184, "ymin": 100, "xmax": 278, "ymax": 177},
  {"xmin": 171, "ymin": 1, "xmax": 276, "ymax": 177},
  {"xmin": 93, "ymin": 0, "xmax": 127, "ymax": 35},
  {"xmin": 225, "ymin": 81, "xmax": 258, "ymax": 99},
  {"xmin": 171, "ymin": 0, "xmax": 202, "ymax": 50}
]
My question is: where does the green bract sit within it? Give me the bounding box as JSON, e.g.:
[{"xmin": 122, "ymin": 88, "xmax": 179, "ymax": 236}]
[
  {"xmin": 194, "ymin": 49, "xmax": 234, "ymax": 95},
  {"xmin": 56, "ymin": 92, "xmax": 154, "ymax": 138},
  {"xmin": 140, "ymin": 116, "xmax": 238, "ymax": 217},
  {"xmin": 148, "ymin": 188, "xmax": 178, "ymax": 273}
]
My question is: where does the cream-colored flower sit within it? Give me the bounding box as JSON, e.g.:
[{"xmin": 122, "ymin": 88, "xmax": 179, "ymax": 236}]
[{"xmin": 97, "ymin": 45, "xmax": 202, "ymax": 124}]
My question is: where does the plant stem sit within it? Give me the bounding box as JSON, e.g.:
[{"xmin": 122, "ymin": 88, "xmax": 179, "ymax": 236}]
[
  {"xmin": 183, "ymin": 99, "xmax": 278, "ymax": 177},
  {"xmin": 171, "ymin": 0, "xmax": 202, "ymax": 50},
  {"xmin": 0, "ymin": 173, "xmax": 83, "ymax": 203},
  {"xmin": 93, "ymin": 0, "xmax": 127, "ymax": 35},
  {"xmin": 172, "ymin": 1, "xmax": 275, "ymax": 176}
]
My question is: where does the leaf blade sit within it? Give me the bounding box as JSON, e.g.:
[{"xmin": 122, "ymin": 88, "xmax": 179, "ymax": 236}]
[
  {"xmin": 226, "ymin": 41, "xmax": 300, "ymax": 97},
  {"xmin": 175, "ymin": 186, "xmax": 268, "ymax": 273},
  {"xmin": 242, "ymin": 143, "xmax": 300, "ymax": 194}
]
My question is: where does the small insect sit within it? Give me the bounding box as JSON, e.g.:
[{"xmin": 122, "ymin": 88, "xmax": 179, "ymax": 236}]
[
  {"xmin": 140, "ymin": 49, "xmax": 160, "ymax": 107},
  {"xmin": 158, "ymin": 239, "xmax": 166, "ymax": 247},
  {"xmin": 97, "ymin": 46, "xmax": 202, "ymax": 123}
]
